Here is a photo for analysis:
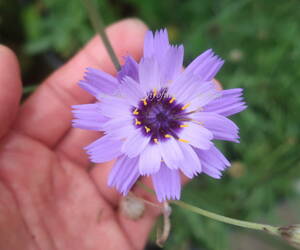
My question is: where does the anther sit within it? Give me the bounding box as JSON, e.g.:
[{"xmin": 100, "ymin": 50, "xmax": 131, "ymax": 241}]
[
  {"xmin": 135, "ymin": 119, "xmax": 141, "ymax": 125},
  {"xmin": 145, "ymin": 126, "xmax": 151, "ymax": 133},
  {"xmin": 164, "ymin": 134, "xmax": 172, "ymax": 138},
  {"xmin": 181, "ymin": 103, "xmax": 190, "ymax": 110},
  {"xmin": 178, "ymin": 138, "xmax": 189, "ymax": 143},
  {"xmin": 169, "ymin": 97, "xmax": 176, "ymax": 104},
  {"xmin": 180, "ymin": 124, "xmax": 189, "ymax": 128},
  {"xmin": 153, "ymin": 138, "xmax": 159, "ymax": 144},
  {"xmin": 133, "ymin": 108, "xmax": 139, "ymax": 115},
  {"xmin": 153, "ymin": 88, "xmax": 157, "ymax": 97},
  {"xmin": 141, "ymin": 98, "xmax": 147, "ymax": 106}
]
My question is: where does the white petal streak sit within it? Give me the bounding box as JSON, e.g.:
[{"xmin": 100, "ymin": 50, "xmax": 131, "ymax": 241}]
[
  {"xmin": 121, "ymin": 129, "xmax": 151, "ymax": 158},
  {"xmin": 152, "ymin": 164, "xmax": 181, "ymax": 202},
  {"xmin": 178, "ymin": 143, "xmax": 202, "ymax": 178},
  {"xmin": 138, "ymin": 145, "xmax": 161, "ymax": 175},
  {"xmin": 191, "ymin": 112, "xmax": 239, "ymax": 142},
  {"xmin": 179, "ymin": 122, "xmax": 213, "ymax": 150},
  {"xmin": 85, "ymin": 135, "xmax": 122, "ymax": 163},
  {"xmin": 101, "ymin": 118, "xmax": 135, "ymax": 139},
  {"xmin": 159, "ymin": 138, "xmax": 183, "ymax": 169},
  {"xmin": 144, "ymin": 31, "xmax": 154, "ymax": 58},
  {"xmin": 139, "ymin": 57, "xmax": 161, "ymax": 93},
  {"xmin": 167, "ymin": 71, "xmax": 195, "ymax": 102},
  {"xmin": 99, "ymin": 95, "xmax": 131, "ymax": 119},
  {"xmin": 108, "ymin": 155, "xmax": 140, "ymax": 195},
  {"xmin": 161, "ymin": 45, "xmax": 184, "ymax": 84},
  {"xmin": 120, "ymin": 76, "xmax": 144, "ymax": 106},
  {"xmin": 187, "ymin": 88, "xmax": 221, "ymax": 112}
]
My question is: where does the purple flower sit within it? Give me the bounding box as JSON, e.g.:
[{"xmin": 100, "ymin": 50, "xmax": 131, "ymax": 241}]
[{"xmin": 72, "ymin": 29, "xmax": 246, "ymax": 202}]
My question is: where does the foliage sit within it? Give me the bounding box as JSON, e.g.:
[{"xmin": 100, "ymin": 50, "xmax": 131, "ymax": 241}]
[{"xmin": 3, "ymin": 0, "xmax": 300, "ymax": 249}]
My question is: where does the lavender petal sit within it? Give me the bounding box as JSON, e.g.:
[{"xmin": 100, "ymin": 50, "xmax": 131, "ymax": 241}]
[
  {"xmin": 108, "ymin": 155, "xmax": 140, "ymax": 195},
  {"xmin": 152, "ymin": 163, "xmax": 181, "ymax": 202}
]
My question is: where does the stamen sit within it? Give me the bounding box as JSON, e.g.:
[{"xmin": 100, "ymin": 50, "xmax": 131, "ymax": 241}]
[
  {"xmin": 169, "ymin": 97, "xmax": 176, "ymax": 104},
  {"xmin": 180, "ymin": 124, "xmax": 189, "ymax": 128},
  {"xmin": 135, "ymin": 119, "xmax": 141, "ymax": 125},
  {"xmin": 178, "ymin": 138, "xmax": 189, "ymax": 143},
  {"xmin": 133, "ymin": 108, "xmax": 139, "ymax": 115},
  {"xmin": 145, "ymin": 126, "xmax": 151, "ymax": 133},
  {"xmin": 153, "ymin": 88, "xmax": 157, "ymax": 97},
  {"xmin": 164, "ymin": 134, "xmax": 172, "ymax": 138},
  {"xmin": 141, "ymin": 98, "xmax": 147, "ymax": 106},
  {"xmin": 181, "ymin": 103, "xmax": 190, "ymax": 110},
  {"xmin": 191, "ymin": 120, "xmax": 204, "ymax": 125},
  {"xmin": 153, "ymin": 138, "xmax": 159, "ymax": 144}
]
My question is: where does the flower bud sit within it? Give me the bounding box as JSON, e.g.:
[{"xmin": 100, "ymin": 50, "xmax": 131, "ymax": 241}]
[
  {"xmin": 120, "ymin": 194, "xmax": 145, "ymax": 220},
  {"xmin": 278, "ymin": 224, "xmax": 300, "ymax": 249}
]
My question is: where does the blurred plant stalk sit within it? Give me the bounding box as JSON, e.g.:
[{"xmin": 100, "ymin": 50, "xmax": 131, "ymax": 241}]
[
  {"xmin": 82, "ymin": 0, "xmax": 121, "ymax": 71},
  {"xmin": 172, "ymin": 200, "xmax": 300, "ymax": 249}
]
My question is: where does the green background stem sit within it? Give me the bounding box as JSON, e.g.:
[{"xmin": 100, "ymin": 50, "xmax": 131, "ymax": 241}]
[
  {"xmin": 137, "ymin": 181, "xmax": 279, "ymax": 236},
  {"xmin": 172, "ymin": 200, "xmax": 279, "ymax": 236},
  {"xmin": 82, "ymin": 0, "xmax": 121, "ymax": 71}
]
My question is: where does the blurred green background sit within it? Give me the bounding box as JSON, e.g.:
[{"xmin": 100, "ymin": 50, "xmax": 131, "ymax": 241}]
[{"xmin": 1, "ymin": 0, "xmax": 300, "ymax": 249}]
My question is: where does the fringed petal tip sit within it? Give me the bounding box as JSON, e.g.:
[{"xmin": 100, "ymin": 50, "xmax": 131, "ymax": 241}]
[
  {"xmin": 71, "ymin": 103, "xmax": 108, "ymax": 131},
  {"xmin": 72, "ymin": 119, "xmax": 102, "ymax": 131},
  {"xmin": 107, "ymin": 155, "xmax": 140, "ymax": 195},
  {"xmin": 152, "ymin": 165, "xmax": 181, "ymax": 202},
  {"xmin": 195, "ymin": 145, "xmax": 231, "ymax": 179},
  {"xmin": 185, "ymin": 48, "xmax": 225, "ymax": 81},
  {"xmin": 83, "ymin": 135, "xmax": 122, "ymax": 163},
  {"xmin": 203, "ymin": 87, "xmax": 247, "ymax": 117},
  {"xmin": 117, "ymin": 56, "xmax": 139, "ymax": 82},
  {"xmin": 77, "ymin": 67, "xmax": 119, "ymax": 97}
]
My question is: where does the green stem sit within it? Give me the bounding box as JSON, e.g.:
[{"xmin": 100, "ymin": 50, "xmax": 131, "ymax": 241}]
[
  {"xmin": 136, "ymin": 182, "xmax": 279, "ymax": 236},
  {"xmin": 137, "ymin": 181, "xmax": 155, "ymax": 195},
  {"xmin": 172, "ymin": 200, "xmax": 279, "ymax": 236},
  {"xmin": 82, "ymin": 0, "xmax": 121, "ymax": 71}
]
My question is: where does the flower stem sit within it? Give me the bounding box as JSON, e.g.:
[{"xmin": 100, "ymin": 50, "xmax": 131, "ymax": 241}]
[
  {"xmin": 136, "ymin": 181, "xmax": 279, "ymax": 236},
  {"xmin": 172, "ymin": 200, "xmax": 279, "ymax": 236},
  {"xmin": 82, "ymin": 0, "xmax": 121, "ymax": 71},
  {"xmin": 156, "ymin": 202, "xmax": 172, "ymax": 247},
  {"xmin": 137, "ymin": 181, "xmax": 156, "ymax": 194}
]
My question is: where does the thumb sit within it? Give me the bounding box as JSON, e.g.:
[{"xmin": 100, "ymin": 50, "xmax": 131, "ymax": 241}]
[{"xmin": 0, "ymin": 45, "xmax": 22, "ymax": 139}]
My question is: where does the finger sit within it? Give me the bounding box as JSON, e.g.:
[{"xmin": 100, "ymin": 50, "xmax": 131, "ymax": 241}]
[
  {"xmin": 88, "ymin": 163, "xmax": 161, "ymax": 249},
  {"xmin": 14, "ymin": 18, "xmax": 147, "ymax": 148},
  {"xmin": 89, "ymin": 164, "xmax": 190, "ymax": 249},
  {"xmin": 0, "ymin": 45, "xmax": 22, "ymax": 139}
]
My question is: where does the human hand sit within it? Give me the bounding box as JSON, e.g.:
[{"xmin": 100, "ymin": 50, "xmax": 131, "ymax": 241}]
[{"xmin": 0, "ymin": 19, "xmax": 160, "ymax": 250}]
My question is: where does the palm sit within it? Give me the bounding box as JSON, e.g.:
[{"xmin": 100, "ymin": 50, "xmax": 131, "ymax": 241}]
[{"xmin": 0, "ymin": 19, "xmax": 158, "ymax": 250}]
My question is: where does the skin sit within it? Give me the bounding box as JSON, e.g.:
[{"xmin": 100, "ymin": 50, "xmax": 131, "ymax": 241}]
[{"xmin": 0, "ymin": 19, "xmax": 162, "ymax": 250}]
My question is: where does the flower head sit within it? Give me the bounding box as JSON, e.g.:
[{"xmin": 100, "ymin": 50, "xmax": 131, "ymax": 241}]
[{"xmin": 72, "ymin": 29, "xmax": 246, "ymax": 202}]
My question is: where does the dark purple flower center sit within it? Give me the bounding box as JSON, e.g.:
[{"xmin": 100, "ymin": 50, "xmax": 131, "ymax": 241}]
[{"xmin": 132, "ymin": 88, "xmax": 189, "ymax": 143}]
